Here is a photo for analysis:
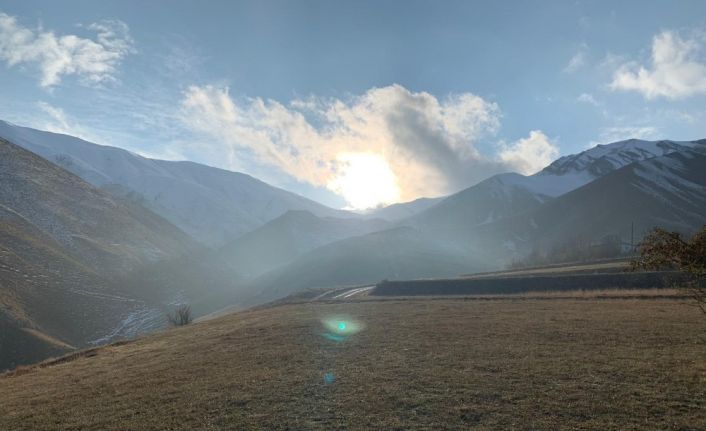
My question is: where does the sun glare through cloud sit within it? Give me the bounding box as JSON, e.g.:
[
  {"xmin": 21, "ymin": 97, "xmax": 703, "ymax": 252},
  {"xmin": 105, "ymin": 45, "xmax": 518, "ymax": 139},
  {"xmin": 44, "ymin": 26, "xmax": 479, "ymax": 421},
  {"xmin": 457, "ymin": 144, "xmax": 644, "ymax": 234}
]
[
  {"xmin": 327, "ymin": 153, "xmax": 400, "ymax": 210},
  {"xmin": 1, "ymin": 2, "xmax": 706, "ymax": 429}
]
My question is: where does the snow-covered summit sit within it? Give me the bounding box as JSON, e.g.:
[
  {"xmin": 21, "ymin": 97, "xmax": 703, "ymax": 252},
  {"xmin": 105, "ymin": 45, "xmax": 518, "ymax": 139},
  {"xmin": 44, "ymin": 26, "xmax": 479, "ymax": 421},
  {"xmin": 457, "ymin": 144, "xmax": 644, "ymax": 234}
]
[
  {"xmin": 541, "ymin": 139, "xmax": 700, "ymax": 178},
  {"xmin": 509, "ymin": 138, "xmax": 704, "ymax": 198}
]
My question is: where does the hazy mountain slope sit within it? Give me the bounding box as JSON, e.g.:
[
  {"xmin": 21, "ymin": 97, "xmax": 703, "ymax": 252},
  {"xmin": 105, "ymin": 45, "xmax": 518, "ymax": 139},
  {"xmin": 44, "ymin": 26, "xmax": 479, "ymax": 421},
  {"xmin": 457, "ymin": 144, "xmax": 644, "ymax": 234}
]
[
  {"xmin": 473, "ymin": 147, "xmax": 706, "ymax": 261},
  {"xmin": 0, "ymin": 120, "xmax": 352, "ymax": 245},
  {"xmin": 122, "ymin": 211, "xmax": 391, "ymax": 315},
  {"xmin": 219, "ymin": 210, "xmax": 390, "ymax": 278},
  {"xmin": 411, "ymin": 173, "xmax": 548, "ymax": 231},
  {"xmin": 239, "ymin": 140, "xmax": 706, "ymax": 306},
  {"xmin": 240, "ymin": 226, "xmax": 486, "ymax": 306},
  {"xmin": 0, "ymin": 138, "xmax": 195, "ymax": 275},
  {"xmin": 366, "ymin": 197, "xmax": 443, "ymax": 221},
  {"xmin": 0, "ymin": 138, "xmax": 198, "ymax": 370}
]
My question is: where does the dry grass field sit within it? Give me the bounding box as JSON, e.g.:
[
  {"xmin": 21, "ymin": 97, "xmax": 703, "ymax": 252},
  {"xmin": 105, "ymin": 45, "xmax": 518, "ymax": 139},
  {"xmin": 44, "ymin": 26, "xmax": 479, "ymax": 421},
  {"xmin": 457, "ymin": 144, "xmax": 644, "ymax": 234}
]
[
  {"xmin": 1, "ymin": 297, "xmax": 705, "ymax": 430},
  {"xmin": 462, "ymin": 260, "xmax": 631, "ymax": 278}
]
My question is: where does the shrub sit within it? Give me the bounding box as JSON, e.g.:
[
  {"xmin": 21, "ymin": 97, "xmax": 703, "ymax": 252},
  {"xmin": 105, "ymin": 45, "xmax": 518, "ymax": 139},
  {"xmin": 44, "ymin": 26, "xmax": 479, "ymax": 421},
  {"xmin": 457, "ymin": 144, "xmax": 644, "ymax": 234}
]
[
  {"xmin": 167, "ymin": 304, "xmax": 193, "ymax": 326},
  {"xmin": 632, "ymin": 226, "xmax": 706, "ymax": 312}
]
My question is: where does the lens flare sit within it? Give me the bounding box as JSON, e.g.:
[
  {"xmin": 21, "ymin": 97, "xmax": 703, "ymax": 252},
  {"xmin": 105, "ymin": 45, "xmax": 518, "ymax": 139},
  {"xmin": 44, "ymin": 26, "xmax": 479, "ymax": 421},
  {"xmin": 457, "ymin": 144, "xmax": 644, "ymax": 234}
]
[
  {"xmin": 320, "ymin": 316, "xmax": 364, "ymax": 342},
  {"xmin": 323, "ymin": 372, "xmax": 336, "ymax": 385}
]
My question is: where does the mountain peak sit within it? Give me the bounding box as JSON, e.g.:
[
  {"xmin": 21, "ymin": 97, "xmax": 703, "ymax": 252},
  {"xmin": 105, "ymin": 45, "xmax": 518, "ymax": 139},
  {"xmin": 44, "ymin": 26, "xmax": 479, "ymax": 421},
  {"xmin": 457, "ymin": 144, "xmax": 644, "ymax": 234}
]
[{"xmin": 539, "ymin": 138, "xmax": 699, "ymax": 178}]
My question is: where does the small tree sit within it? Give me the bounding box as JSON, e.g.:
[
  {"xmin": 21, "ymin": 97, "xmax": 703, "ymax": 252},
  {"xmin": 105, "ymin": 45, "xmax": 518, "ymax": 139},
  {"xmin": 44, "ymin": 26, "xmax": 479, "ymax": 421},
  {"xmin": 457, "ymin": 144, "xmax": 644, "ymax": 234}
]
[
  {"xmin": 632, "ymin": 226, "xmax": 706, "ymax": 312},
  {"xmin": 167, "ymin": 304, "xmax": 193, "ymax": 326}
]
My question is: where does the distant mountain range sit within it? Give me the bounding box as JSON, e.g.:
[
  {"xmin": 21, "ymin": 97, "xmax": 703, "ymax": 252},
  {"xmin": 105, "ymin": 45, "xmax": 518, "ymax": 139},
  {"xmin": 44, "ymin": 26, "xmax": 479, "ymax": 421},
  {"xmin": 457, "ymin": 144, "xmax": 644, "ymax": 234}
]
[
  {"xmin": 0, "ymin": 120, "xmax": 352, "ymax": 246},
  {"xmin": 365, "ymin": 197, "xmax": 443, "ymax": 221},
  {"xmin": 233, "ymin": 138, "xmax": 706, "ymax": 306},
  {"xmin": 1, "ymin": 118, "xmax": 705, "ymax": 369}
]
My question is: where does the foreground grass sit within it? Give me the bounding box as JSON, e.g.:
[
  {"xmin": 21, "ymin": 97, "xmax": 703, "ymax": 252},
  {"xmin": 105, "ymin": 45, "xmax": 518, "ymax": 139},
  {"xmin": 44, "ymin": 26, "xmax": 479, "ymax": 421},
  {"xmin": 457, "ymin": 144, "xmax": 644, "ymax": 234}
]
[{"xmin": 1, "ymin": 298, "xmax": 705, "ymax": 430}]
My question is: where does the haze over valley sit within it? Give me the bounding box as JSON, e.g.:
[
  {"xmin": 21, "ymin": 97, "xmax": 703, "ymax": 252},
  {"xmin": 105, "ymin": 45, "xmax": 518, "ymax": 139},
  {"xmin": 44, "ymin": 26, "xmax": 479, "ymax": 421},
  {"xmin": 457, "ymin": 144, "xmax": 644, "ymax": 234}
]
[
  {"xmin": 1, "ymin": 2, "xmax": 705, "ymax": 429},
  {"xmin": 2, "ymin": 118, "xmax": 704, "ymax": 370}
]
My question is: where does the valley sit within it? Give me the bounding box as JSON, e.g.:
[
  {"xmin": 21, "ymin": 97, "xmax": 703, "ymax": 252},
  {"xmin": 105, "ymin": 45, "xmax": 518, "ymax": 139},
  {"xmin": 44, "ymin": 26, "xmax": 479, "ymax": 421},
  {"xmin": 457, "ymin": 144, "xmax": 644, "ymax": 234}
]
[
  {"xmin": 1, "ymin": 120, "xmax": 706, "ymax": 371},
  {"xmin": 1, "ymin": 4, "xmax": 705, "ymax": 429}
]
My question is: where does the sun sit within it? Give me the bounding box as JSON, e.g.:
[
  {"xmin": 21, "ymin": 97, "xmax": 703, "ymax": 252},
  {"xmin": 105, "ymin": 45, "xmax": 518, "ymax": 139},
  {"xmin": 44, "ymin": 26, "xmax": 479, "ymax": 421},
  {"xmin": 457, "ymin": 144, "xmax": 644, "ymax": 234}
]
[{"xmin": 328, "ymin": 153, "xmax": 401, "ymax": 210}]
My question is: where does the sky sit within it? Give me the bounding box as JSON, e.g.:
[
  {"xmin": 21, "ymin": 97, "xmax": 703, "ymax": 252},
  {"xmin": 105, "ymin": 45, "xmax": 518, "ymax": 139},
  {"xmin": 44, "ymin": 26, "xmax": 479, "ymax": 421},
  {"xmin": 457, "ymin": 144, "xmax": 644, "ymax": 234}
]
[{"xmin": 0, "ymin": 1, "xmax": 705, "ymax": 209}]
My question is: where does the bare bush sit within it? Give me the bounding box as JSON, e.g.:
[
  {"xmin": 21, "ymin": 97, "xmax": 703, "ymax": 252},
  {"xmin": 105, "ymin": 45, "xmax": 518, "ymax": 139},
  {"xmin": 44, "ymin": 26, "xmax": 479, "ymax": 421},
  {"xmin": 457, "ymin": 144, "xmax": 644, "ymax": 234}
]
[
  {"xmin": 167, "ymin": 304, "xmax": 193, "ymax": 327},
  {"xmin": 632, "ymin": 226, "xmax": 706, "ymax": 312}
]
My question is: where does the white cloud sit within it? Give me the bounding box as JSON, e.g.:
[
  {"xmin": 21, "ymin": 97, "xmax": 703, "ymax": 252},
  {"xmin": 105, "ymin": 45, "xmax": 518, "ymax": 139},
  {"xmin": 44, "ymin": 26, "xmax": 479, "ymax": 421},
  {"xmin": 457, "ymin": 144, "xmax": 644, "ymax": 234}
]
[
  {"xmin": 35, "ymin": 101, "xmax": 101, "ymax": 143},
  {"xmin": 577, "ymin": 93, "xmax": 600, "ymax": 106},
  {"xmin": 611, "ymin": 30, "xmax": 706, "ymax": 99},
  {"xmin": 37, "ymin": 101, "xmax": 71, "ymax": 131},
  {"xmin": 179, "ymin": 84, "xmax": 517, "ymax": 206},
  {"xmin": 35, "ymin": 99, "xmax": 187, "ymax": 161},
  {"xmin": 0, "ymin": 13, "xmax": 134, "ymax": 87},
  {"xmin": 564, "ymin": 45, "xmax": 588, "ymax": 73},
  {"xmin": 498, "ymin": 130, "xmax": 560, "ymax": 175}
]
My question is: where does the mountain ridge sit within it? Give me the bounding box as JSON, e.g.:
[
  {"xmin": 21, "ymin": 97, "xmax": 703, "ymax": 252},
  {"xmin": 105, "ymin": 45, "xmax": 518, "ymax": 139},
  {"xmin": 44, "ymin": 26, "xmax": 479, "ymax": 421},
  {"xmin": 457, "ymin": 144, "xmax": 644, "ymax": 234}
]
[
  {"xmin": 240, "ymin": 140, "xmax": 706, "ymax": 302},
  {"xmin": 0, "ymin": 120, "xmax": 354, "ymax": 246}
]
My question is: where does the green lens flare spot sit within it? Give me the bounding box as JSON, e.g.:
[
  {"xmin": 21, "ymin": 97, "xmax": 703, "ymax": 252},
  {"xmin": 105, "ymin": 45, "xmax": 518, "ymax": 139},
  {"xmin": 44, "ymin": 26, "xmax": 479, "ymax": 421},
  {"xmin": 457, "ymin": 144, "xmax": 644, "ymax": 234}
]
[{"xmin": 321, "ymin": 317, "xmax": 363, "ymax": 338}]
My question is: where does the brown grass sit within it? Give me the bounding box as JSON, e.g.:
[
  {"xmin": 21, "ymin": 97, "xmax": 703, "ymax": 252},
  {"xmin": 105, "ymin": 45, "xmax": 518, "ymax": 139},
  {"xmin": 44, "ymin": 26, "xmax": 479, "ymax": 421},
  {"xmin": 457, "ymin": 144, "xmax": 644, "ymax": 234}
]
[
  {"xmin": 364, "ymin": 288, "xmax": 689, "ymax": 300},
  {"xmin": 19, "ymin": 328, "xmax": 75, "ymax": 350},
  {"xmin": 462, "ymin": 260, "xmax": 631, "ymax": 278},
  {"xmin": 1, "ymin": 298, "xmax": 705, "ymax": 430}
]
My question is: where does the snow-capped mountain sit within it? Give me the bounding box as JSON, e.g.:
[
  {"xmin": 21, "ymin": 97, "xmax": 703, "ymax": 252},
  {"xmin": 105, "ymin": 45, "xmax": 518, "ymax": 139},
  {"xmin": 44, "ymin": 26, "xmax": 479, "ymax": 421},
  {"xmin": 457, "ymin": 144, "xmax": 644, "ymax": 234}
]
[
  {"xmin": 475, "ymin": 147, "xmax": 706, "ymax": 260},
  {"xmin": 0, "ymin": 120, "xmax": 352, "ymax": 246},
  {"xmin": 412, "ymin": 138, "xmax": 706, "ymax": 230},
  {"xmin": 518, "ymin": 138, "xmax": 703, "ymax": 197}
]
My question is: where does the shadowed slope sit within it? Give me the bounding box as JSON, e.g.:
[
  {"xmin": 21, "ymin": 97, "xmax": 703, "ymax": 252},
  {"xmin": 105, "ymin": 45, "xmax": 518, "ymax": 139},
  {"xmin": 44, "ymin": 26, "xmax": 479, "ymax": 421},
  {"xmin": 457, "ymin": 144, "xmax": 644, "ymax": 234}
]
[{"xmin": 0, "ymin": 138, "xmax": 196, "ymax": 369}]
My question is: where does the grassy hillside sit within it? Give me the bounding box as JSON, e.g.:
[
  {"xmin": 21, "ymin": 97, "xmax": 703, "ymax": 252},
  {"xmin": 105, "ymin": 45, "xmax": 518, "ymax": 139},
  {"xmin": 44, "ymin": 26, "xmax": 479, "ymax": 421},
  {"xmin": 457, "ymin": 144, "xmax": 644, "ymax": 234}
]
[
  {"xmin": 0, "ymin": 217, "xmax": 127, "ymax": 369},
  {"xmin": 1, "ymin": 297, "xmax": 704, "ymax": 430},
  {"xmin": 0, "ymin": 138, "xmax": 199, "ymax": 369},
  {"xmin": 0, "ymin": 138, "xmax": 196, "ymax": 275}
]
